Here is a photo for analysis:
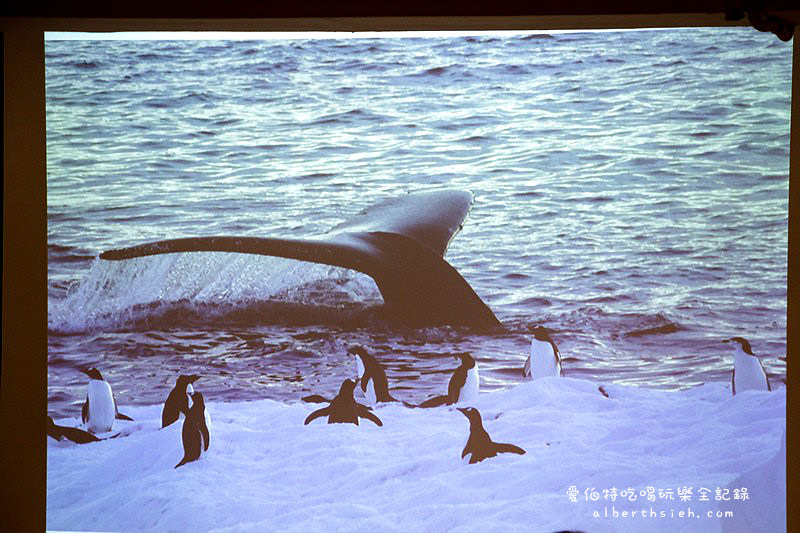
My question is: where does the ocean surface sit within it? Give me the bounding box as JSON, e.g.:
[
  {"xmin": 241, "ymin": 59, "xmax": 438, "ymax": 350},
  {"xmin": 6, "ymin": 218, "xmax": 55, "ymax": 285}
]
[{"xmin": 46, "ymin": 28, "xmax": 790, "ymax": 419}]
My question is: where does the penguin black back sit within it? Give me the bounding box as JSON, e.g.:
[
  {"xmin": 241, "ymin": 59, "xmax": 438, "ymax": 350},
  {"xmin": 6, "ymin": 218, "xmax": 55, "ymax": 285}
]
[
  {"xmin": 419, "ymin": 353, "xmax": 477, "ymax": 408},
  {"xmin": 447, "ymin": 353, "xmax": 476, "ymax": 403},
  {"xmin": 175, "ymin": 392, "xmax": 210, "ymax": 468},
  {"xmin": 533, "ymin": 328, "xmax": 560, "ymax": 360},
  {"xmin": 162, "ymin": 374, "xmax": 200, "ymax": 428},
  {"xmin": 349, "ymin": 346, "xmax": 398, "ymax": 403},
  {"xmin": 457, "ymin": 407, "xmax": 525, "ymax": 464},
  {"xmin": 304, "ymin": 379, "xmax": 383, "ymax": 426}
]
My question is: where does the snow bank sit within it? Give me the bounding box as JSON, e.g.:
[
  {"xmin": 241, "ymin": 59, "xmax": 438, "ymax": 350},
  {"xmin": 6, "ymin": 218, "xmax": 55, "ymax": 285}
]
[{"xmin": 47, "ymin": 378, "xmax": 785, "ymax": 532}]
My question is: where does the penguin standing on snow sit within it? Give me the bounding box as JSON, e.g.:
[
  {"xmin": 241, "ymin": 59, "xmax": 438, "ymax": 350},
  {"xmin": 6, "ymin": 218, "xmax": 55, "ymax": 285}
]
[
  {"xmin": 525, "ymin": 328, "xmax": 562, "ymax": 379},
  {"xmin": 304, "ymin": 379, "xmax": 383, "ymax": 426},
  {"xmin": 80, "ymin": 367, "xmax": 132, "ymax": 433},
  {"xmin": 162, "ymin": 374, "xmax": 200, "ymax": 428},
  {"xmin": 48, "ymin": 415, "xmax": 101, "ymax": 444},
  {"xmin": 724, "ymin": 337, "xmax": 771, "ymax": 395},
  {"xmin": 349, "ymin": 346, "xmax": 400, "ymax": 404},
  {"xmin": 175, "ymin": 392, "xmax": 210, "ymax": 468},
  {"xmin": 418, "ymin": 353, "xmax": 480, "ymax": 408},
  {"xmin": 457, "ymin": 407, "xmax": 526, "ymax": 464}
]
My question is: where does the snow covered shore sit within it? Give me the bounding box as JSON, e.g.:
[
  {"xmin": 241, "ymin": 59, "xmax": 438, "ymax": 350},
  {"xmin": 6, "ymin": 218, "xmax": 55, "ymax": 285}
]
[{"xmin": 47, "ymin": 378, "xmax": 785, "ymax": 532}]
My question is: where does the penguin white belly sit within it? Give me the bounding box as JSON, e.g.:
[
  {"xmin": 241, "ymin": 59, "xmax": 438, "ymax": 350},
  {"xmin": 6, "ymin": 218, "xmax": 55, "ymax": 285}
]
[
  {"xmin": 203, "ymin": 406, "xmax": 213, "ymax": 430},
  {"xmin": 86, "ymin": 380, "xmax": 115, "ymax": 433},
  {"xmin": 354, "ymin": 357, "xmax": 377, "ymax": 404},
  {"xmin": 526, "ymin": 339, "xmax": 560, "ymax": 379},
  {"xmin": 186, "ymin": 384, "xmax": 195, "ymax": 414},
  {"xmin": 459, "ymin": 366, "xmax": 480, "ymax": 403},
  {"xmin": 734, "ymin": 353, "xmax": 769, "ymax": 393},
  {"xmin": 356, "ymin": 357, "xmax": 365, "ymax": 380},
  {"xmin": 364, "ymin": 378, "xmax": 377, "ymax": 405}
]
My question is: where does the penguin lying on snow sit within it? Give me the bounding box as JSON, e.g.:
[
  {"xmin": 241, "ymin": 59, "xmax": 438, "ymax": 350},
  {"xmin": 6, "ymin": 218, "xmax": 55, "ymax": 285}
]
[
  {"xmin": 162, "ymin": 374, "xmax": 200, "ymax": 428},
  {"xmin": 724, "ymin": 337, "xmax": 771, "ymax": 395},
  {"xmin": 418, "ymin": 353, "xmax": 479, "ymax": 408},
  {"xmin": 304, "ymin": 379, "xmax": 383, "ymax": 426},
  {"xmin": 457, "ymin": 407, "xmax": 526, "ymax": 464},
  {"xmin": 525, "ymin": 328, "xmax": 562, "ymax": 379},
  {"xmin": 48, "ymin": 415, "xmax": 101, "ymax": 444},
  {"xmin": 175, "ymin": 392, "xmax": 210, "ymax": 468},
  {"xmin": 80, "ymin": 367, "xmax": 133, "ymax": 433}
]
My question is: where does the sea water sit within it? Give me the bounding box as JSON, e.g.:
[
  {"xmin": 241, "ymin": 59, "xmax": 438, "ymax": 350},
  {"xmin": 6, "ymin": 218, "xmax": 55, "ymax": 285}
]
[{"xmin": 46, "ymin": 28, "xmax": 790, "ymax": 418}]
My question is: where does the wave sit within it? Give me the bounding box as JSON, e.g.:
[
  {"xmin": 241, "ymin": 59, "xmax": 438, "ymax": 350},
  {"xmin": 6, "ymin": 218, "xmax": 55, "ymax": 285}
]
[
  {"xmin": 624, "ymin": 322, "xmax": 684, "ymax": 338},
  {"xmin": 48, "ymin": 244, "xmax": 95, "ymax": 264},
  {"xmin": 49, "ymin": 299, "xmax": 377, "ymax": 335},
  {"xmin": 310, "ymin": 109, "xmax": 384, "ymax": 126},
  {"xmin": 519, "ymin": 33, "xmax": 554, "ymax": 40},
  {"xmin": 559, "ymin": 308, "xmax": 685, "ymax": 340},
  {"xmin": 48, "ymin": 254, "xmax": 382, "ymax": 334}
]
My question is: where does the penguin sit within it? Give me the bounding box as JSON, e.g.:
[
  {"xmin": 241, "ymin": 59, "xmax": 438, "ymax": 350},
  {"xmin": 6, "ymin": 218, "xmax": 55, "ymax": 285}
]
[
  {"xmin": 48, "ymin": 415, "xmax": 101, "ymax": 444},
  {"xmin": 724, "ymin": 337, "xmax": 771, "ymax": 395},
  {"xmin": 175, "ymin": 392, "xmax": 210, "ymax": 468},
  {"xmin": 349, "ymin": 346, "xmax": 400, "ymax": 404},
  {"xmin": 162, "ymin": 374, "xmax": 200, "ymax": 428},
  {"xmin": 418, "ymin": 353, "xmax": 479, "ymax": 408},
  {"xmin": 304, "ymin": 379, "xmax": 383, "ymax": 426},
  {"xmin": 457, "ymin": 407, "xmax": 526, "ymax": 464},
  {"xmin": 525, "ymin": 328, "xmax": 562, "ymax": 379},
  {"xmin": 80, "ymin": 367, "xmax": 132, "ymax": 433}
]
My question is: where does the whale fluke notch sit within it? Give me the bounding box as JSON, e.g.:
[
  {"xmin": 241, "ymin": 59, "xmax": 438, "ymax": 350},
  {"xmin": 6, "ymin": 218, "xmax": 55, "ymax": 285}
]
[{"xmin": 100, "ymin": 189, "xmax": 501, "ymax": 329}]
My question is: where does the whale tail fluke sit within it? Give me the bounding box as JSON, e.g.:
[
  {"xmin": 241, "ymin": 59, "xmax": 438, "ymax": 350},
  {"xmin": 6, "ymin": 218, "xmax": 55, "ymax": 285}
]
[{"xmin": 99, "ymin": 190, "xmax": 502, "ymax": 330}]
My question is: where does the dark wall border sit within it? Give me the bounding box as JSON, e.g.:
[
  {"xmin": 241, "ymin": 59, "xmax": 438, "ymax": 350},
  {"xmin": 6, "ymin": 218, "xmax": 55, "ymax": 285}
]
[{"xmin": 2, "ymin": 9, "xmax": 795, "ymax": 530}]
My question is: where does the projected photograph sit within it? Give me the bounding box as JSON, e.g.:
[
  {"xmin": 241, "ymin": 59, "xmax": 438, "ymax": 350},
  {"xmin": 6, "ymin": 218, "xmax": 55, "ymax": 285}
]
[{"xmin": 46, "ymin": 27, "xmax": 788, "ymax": 531}]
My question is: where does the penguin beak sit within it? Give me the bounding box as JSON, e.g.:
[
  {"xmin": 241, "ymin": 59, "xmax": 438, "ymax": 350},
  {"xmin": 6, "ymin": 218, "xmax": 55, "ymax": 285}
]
[
  {"xmin": 456, "ymin": 407, "xmax": 468, "ymax": 416},
  {"xmin": 188, "ymin": 375, "xmax": 200, "ymax": 383},
  {"xmin": 80, "ymin": 368, "xmax": 91, "ymax": 377}
]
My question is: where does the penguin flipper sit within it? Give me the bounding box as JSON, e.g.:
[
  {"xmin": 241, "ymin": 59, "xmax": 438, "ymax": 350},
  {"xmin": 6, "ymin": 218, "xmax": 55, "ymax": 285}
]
[
  {"xmin": 162, "ymin": 405, "xmax": 178, "ymax": 428},
  {"xmin": 523, "ymin": 355, "xmax": 531, "ymax": 377},
  {"xmin": 301, "ymin": 394, "xmax": 332, "ymax": 404},
  {"xmin": 493, "ymin": 442, "xmax": 526, "ymax": 456},
  {"xmin": 81, "ymin": 397, "xmax": 89, "ymax": 424},
  {"xmin": 461, "ymin": 444, "xmax": 471, "ymax": 459},
  {"xmin": 417, "ymin": 395, "xmax": 451, "ymax": 408},
  {"xmin": 357, "ymin": 404, "xmax": 383, "ymax": 426},
  {"xmin": 113, "ymin": 396, "xmax": 133, "ymax": 421},
  {"xmin": 304, "ymin": 406, "xmax": 331, "ymax": 425}
]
